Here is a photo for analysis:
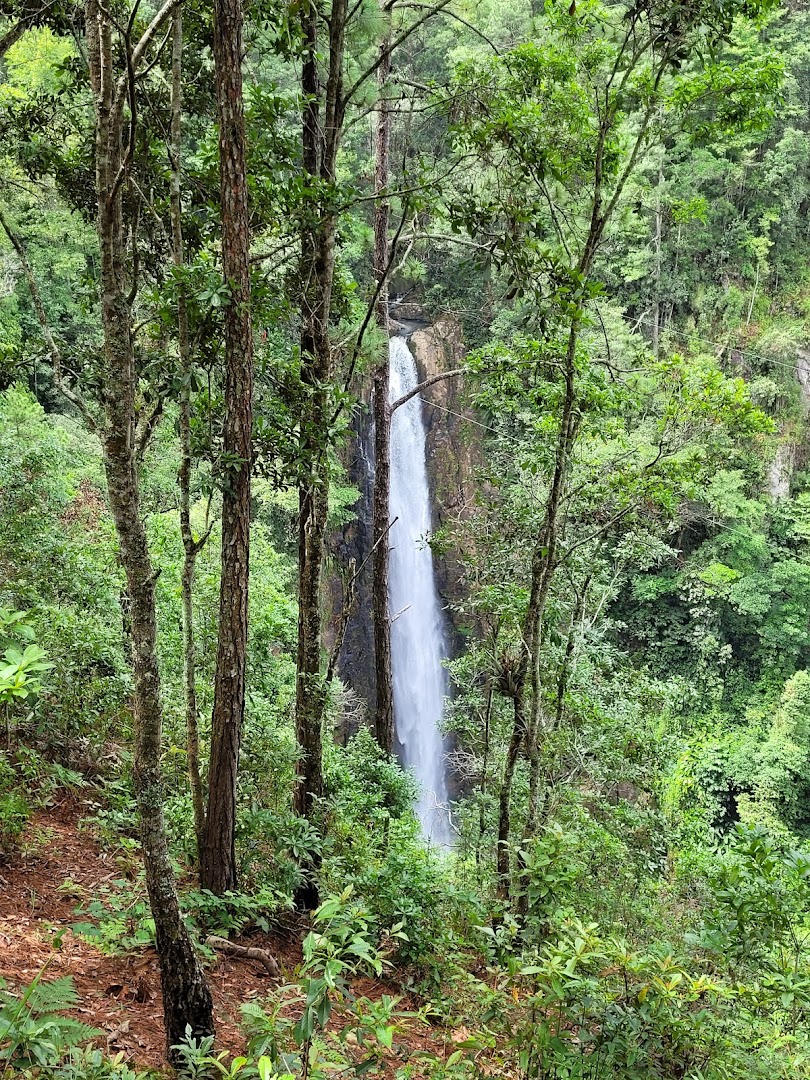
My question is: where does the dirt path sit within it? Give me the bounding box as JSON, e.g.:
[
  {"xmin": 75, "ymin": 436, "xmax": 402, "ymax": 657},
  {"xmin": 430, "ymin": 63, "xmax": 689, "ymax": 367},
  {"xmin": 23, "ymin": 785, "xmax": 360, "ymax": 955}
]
[
  {"xmin": 0, "ymin": 799, "xmax": 457, "ymax": 1076},
  {"xmin": 0, "ymin": 799, "xmax": 296, "ymax": 1072}
]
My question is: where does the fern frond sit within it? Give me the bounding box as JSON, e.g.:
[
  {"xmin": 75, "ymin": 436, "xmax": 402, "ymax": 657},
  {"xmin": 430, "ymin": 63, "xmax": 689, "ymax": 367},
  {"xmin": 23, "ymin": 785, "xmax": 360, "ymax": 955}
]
[
  {"xmin": 0, "ymin": 975, "xmax": 101, "ymax": 1069},
  {"xmin": 36, "ymin": 1014, "xmax": 101, "ymax": 1047},
  {"xmin": 25, "ymin": 975, "xmax": 79, "ymax": 1014}
]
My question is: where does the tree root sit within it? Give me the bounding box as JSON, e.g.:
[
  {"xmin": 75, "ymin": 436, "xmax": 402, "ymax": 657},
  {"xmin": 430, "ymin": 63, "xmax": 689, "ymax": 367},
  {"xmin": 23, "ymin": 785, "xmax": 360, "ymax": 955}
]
[{"xmin": 205, "ymin": 935, "xmax": 280, "ymax": 978}]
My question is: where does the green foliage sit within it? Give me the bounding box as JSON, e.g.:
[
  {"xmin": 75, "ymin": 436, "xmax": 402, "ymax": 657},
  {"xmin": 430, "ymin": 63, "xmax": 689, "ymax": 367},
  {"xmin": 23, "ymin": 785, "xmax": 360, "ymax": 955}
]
[
  {"xmin": 320, "ymin": 731, "xmax": 466, "ymax": 966},
  {"xmin": 0, "ymin": 974, "xmax": 101, "ymax": 1071},
  {"xmin": 172, "ymin": 1028, "xmax": 287, "ymax": 1080},
  {"xmin": 468, "ymin": 893, "xmax": 810, "ymax": 1078},
  {"xmin": 3, "ymin": 0, "xmax": 810, "ymax": 1075},
  {"xmin": 182, "ymin": 886, "xmax": 290, "ymax": 939},
  {"xmin": 324, "ymin": 727, "xmax": 418, "ymax": 847},
  {"xmin": 0, "ymin": 388, "xmax": 126, "ymax": 760},
  {"xmin": 36, "ymin": 1046, "xmax": 154, "ymax": 1079},
  {"xmin": 352, "ymin": 832, "xmax": 451, "ymax": 966},
  {"xmin": 0, "ymin": 642, "xmax": 51, "ymax": 706},
  {"xmin": 70, "ymin": 882, "xmax": 155, "ymax": 955},
  {"xmin": 240, "ymin": 888, "xmax": 408, "ymax": 1079},
  {"xmin": 0, "ymin": 782, "xmax": 29, "ymax": 855},
  {"xmin": 68, "ymin": 866, "xmax": 289, "ymax": 957},
  {"xmin": 692, "ymin": 825, "xmax": 810, "ymax": 977}
]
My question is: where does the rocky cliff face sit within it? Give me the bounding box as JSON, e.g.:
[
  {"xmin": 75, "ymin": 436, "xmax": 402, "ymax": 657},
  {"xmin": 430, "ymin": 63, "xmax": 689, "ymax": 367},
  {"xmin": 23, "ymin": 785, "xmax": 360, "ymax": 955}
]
[
  {"xmin": 766, "ymin": 347, "xmax": 810, "ymax": 500},
  {"xmin": 328, "ymin": 409, "xmax": 376, "ymax": 730},
  {"xmin": 409, "ymin": 317, "xmax": 479, "ymax": 653},
  {"xmin": 331, "ymin": 314, "xmax": 478, "ymax": 717}
]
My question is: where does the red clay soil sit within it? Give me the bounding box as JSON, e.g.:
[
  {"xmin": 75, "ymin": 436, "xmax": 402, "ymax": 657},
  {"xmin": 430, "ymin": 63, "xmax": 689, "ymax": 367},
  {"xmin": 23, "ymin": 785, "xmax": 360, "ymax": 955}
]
[
  {"xmin": 0, "ymin": 799, "xmax": 458, "ymax": 1076},
  {"xmin": 0, "ymin": 799, "xmax": 292, "ymax": 1071}
]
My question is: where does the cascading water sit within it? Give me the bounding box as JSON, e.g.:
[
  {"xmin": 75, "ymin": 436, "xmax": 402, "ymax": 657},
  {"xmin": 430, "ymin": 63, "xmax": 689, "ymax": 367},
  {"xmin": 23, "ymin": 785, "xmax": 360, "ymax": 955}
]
[{"xmin": 388, "ymin": 333, "xmax": 452, "ymax": 847}]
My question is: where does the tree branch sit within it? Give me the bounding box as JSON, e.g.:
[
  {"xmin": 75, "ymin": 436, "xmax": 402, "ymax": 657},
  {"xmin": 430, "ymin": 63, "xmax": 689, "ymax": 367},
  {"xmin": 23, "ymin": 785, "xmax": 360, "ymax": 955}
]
[
  {"xmin": 390, "ymin": 367, "xmax": 464, "ymax": 414},
  {"xmin": 0, "ymin": 0, "xmax": 62, "ymax": 60},
  {"xmin": 342, "ymin": 0, "xmax": 453, "ymax": 106},
  {"xmin": 332, "ymin": 197, "xmax": 411, "ymax": 420},
  {"xmin": 396, "ymin": 1, "xmax": 501, "ymax": 55},
  {"xmin": 131, "ymin": 0, "xmax": 184, "ymax": 70},
  {"xmin": 134, "ymin": 396, "xmax": 164, "ymax": 461}
]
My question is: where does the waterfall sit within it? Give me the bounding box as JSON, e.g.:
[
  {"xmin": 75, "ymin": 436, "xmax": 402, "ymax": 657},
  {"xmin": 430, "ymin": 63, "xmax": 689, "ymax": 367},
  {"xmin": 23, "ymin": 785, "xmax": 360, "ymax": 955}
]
[{"xmin": 388, "ymin": 334, "xmax": 452, "ymax": 847}]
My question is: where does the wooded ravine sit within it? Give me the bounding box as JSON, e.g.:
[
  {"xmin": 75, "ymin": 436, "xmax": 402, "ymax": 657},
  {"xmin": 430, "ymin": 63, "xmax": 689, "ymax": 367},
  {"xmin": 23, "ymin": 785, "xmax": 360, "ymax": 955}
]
[{"xmin": 3, "ymin": 0, "xmax": 810, "ymax": 1076}]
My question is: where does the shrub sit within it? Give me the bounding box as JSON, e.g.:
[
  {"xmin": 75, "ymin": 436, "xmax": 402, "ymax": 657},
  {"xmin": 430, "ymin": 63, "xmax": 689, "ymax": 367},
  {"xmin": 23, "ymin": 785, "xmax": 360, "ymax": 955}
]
[{"xmin": 354, "ymin": 824, "xmax": 452, "ymax": 966}]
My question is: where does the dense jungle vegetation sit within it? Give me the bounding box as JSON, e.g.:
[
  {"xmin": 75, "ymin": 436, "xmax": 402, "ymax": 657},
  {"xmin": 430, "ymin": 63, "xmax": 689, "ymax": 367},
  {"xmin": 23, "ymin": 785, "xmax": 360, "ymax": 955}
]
[{"xmin": 3, "ymin": 0, "xmax": 810, "ymax": 1075}]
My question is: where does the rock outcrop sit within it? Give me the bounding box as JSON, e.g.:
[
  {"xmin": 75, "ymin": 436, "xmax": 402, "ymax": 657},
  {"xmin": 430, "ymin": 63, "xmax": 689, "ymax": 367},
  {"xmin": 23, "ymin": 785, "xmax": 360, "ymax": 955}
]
[
  {"xmin": 409, "ymin": 317, "xmax": 479, "ymax": 652},
  {"xmin": 331, "ymin": 314, "xmax": 479, "ymax": 719},
  {"xmin": 766, "ymin": 347, "xmax": 810, "ymax": 500}
]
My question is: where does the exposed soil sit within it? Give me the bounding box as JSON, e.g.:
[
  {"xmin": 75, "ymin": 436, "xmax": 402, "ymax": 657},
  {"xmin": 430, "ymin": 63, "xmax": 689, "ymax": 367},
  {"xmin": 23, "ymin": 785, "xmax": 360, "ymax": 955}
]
[{"xmin": 0, "ymin": 798, "xmax": 456, "ymax": 1075}]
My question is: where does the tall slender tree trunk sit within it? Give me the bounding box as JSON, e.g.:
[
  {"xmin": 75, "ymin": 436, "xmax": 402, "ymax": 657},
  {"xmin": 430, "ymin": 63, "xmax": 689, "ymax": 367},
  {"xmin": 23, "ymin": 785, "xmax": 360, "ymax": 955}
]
[
  {"xmin": 522, "ymin": 578, "xmax": 587, "ymax": 855},
  {"xmin": 294, "ymin": 0, "xmax": 348, "ymax": 840},
  {"xmin": 201, "ymin": 0, "xmax": 254, "ymax": 894},
  {"xmin": 371, "ymin": 17, "xmax": 395, "ymax": 754},
  {"xmin": 170, "ymin": 9, "xmax": 206, "ymax": 865},
  {"xmin": 85, "ymin": 0, "xmax": 213, "ymax": 1054},
  {"xmin": 477, "ymin": 680, "xmax": 494, "ymax": 872},
  {"xmin": 652, "ymin": 159, "xmax": 663, "ymax": 360},
  {"xmin": 496, "ymin": 322, "xmax": 579, "ymax": 898},
  {"xmin": 492, "ymin": 68, "xmax": 667, "ymax": 904},
  {"xmin": 496, "ymin": 692, "xmax": 525, "ymax": 895},
  {"xmin": 294, "ymin": 2, "xmax": 328, "ymax": 832}
]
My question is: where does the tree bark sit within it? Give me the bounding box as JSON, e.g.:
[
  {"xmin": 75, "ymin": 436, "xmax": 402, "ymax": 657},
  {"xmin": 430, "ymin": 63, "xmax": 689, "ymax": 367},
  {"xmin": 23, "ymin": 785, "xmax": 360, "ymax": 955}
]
[
  {"xmin": 652, "ymin": 158, "xmax": 663, "ymax": 360},
  {"xmin": 496, "ymin": 692, "xmax": 526, "ymax": 895},
  {"xmin": 294, "ymin": 0, "xmax": 328, "ymax": 828},
  {"xmin": 476, "ymin": 680, "xmax": 493, "ymax": 871},
  {"xmin": 169, "ymin": 9, "xmax": 206, "ymax": 867},
  {"xmin": 85, "ymin": 0, "xmax": 213, "ymax": 1055},
  {"xmin": 200, "ymin": 0, "xmax": 254, "ymax": 895},
  {"xmin": 371, "ymin": 13, "xmax": 395, "ymax": 754},
  {"xmin": 293, "ymin": 0, "xmax": 348, "ymax": 838}
]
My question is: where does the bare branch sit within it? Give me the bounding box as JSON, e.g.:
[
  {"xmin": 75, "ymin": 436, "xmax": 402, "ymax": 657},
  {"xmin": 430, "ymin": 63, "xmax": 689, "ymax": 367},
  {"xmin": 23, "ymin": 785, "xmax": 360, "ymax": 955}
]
[
  {"xmin": 131, "ymin": 0, "xmax": 184, "ymax": 70},
  {"xmin": 0, "ymin": 0, "xmax": 62, "ymax": 59},
  {"xmin": 396, "ymin": 1, "xmax": 501, "ymax": 55},
  {"xmin": 205, "ymin": 935, "xmax": 280, "ymax": 978},
  {"xmin": 134, "ymin": 396, "xmax": 164, "ymax": 461},
  {"xmin": 333, "ymin": 197, "xmax": 411, "ymax": 417},
  {"xmin": 390, "ymin": 367, "xmax": 464, "ymax": 413}
]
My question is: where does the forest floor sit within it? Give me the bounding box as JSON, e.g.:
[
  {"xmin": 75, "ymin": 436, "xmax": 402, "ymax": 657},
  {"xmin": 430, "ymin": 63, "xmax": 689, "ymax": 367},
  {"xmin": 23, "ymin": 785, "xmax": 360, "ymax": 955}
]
[{"xmin": 0, "ymin": 798, "xmax": 454, "ymax": 1075}]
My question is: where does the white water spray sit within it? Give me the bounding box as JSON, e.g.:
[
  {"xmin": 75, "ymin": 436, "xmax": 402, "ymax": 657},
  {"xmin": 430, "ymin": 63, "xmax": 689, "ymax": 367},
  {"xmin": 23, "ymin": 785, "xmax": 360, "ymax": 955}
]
[{"xmin": 388, "ymin": 334, "xmax": 452, "ymax": 847}]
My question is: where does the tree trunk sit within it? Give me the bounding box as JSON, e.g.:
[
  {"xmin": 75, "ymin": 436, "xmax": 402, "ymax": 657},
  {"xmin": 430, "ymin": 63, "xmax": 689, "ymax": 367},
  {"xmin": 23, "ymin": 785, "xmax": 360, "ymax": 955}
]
[
  {"xmin": 85, "ymin": 0, "xmax": 213, "ymax": 1054},
  {"xmin": 294, "ymin": 0, "xmax": 327, "ymax": 833},
  {"xmin": 200, "ymin": 0, "xmax": 254, "ymax": 894},
  {"xmin": 652, "ymin": 159, "xmax": 663, "ymax": 360},
  {"xmin": 476, "ymin": 681, "xmax": 493, "ymax": 872},
  {"xmin": 493, "ymin": 65, "xmax": 666, "ymax": 905},
  {"xmin": 496, "ymin": 322, "xmax": 579, "ymax": 899},
  {"xmin": 496, "ymin": 692, "xmax": 525, "ymax": 896},
  {"xmin": 371, "ymin": 17, "xmax": 394, "ymax": 753},
  {"xmin": 293, "ymin": 0, "xmax": 348, "ymax": 839},
  {"xmin": 522, "ymin": 579, "xmax": 587, "ymax": 854},
  {"xmin": 169, "ymin": 9, "xmax": 206, "ymax": 866}
]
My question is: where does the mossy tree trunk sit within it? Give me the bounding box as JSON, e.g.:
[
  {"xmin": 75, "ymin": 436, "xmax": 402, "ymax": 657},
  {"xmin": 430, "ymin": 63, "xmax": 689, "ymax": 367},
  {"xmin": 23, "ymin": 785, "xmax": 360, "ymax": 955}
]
[
  {"xmin": 85, "ymin": 0, "xmax": 213, "ymax": 1055},
  {"xmin": 200, "ymin": 0, "xmax": 255, "ymax": 895}
]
